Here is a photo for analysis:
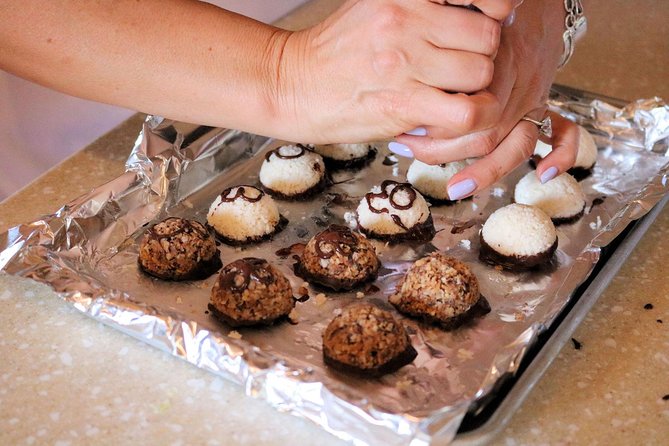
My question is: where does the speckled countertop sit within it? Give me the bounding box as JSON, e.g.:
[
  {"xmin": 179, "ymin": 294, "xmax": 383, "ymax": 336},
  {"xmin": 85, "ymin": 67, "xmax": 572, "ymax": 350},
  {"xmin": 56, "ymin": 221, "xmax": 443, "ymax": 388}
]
[{"xmin": 1, "ymin": 1, "xmax": 668, "ymax": 445}]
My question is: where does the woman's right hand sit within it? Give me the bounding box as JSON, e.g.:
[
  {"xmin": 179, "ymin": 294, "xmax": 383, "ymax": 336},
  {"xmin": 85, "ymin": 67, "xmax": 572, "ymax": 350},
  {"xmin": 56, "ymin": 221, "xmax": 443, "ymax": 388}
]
[{"xmin": 268, "ymin": 0, "xmax": 515, "ymax": 143}]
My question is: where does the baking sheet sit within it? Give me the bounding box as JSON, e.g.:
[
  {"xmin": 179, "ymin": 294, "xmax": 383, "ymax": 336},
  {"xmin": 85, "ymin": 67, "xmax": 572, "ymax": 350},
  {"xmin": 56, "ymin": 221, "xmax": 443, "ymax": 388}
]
[{"xmin": 1, "ymin": 89, "xmax": 668, "ymax": 445}]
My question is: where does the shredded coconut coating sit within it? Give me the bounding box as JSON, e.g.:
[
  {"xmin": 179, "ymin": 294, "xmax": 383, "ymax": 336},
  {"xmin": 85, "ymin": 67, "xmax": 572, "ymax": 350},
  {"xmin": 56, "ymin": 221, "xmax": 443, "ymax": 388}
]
[
  {"xmin": 406, "ymin": 160, "xmax": 467, "ymax": 200},
  {"xmin": 322, "ymin": 304, "xmax": 411, "ymax": 370},
  {"xmin": 313, "ymin": 143, "xmax": 371, "ymax": 161},
  {"xmin": 481, "ymin": 204, "xmax": 556, "ymax": 257},
  {"xmin": 259, "ymin": 145, "xmax": 325, "ymax": 196},
  {"xmin": 389, "ymin": 253, "xmax": 479, "ymax": 321},
  {"xmin": 207, "ymin": 186, "xmax": 280, "ymax": 241},
  {"xmin": 514, "ymin": 171, "xmax": 585, "ymax": 219},
  {"xmin": 139, "ymin": 218, "xmax": 217, "ymax": 279},
  {"xmin": 357, "ymin": 183, "xmax": 430, "ymax": 235}
]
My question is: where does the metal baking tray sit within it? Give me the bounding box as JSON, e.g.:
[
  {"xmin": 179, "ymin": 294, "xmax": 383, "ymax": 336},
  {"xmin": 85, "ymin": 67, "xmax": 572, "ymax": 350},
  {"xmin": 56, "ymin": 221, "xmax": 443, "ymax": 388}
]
[{"xmin": 1, "ymin": 86, "xmax": 667, "ymax": 445}]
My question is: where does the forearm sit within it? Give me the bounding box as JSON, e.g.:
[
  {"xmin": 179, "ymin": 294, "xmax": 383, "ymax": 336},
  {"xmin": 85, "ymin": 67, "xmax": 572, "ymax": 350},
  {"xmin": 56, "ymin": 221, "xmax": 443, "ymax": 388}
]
[{"xmin": 0, "ymin": 0, "xmax": 287, "ymax": 137}]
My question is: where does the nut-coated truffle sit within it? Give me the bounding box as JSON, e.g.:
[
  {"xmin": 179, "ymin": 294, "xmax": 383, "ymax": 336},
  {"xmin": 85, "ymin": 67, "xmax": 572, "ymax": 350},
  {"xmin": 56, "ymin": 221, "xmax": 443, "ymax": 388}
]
[
  {"xmin": 138, "ymin": 217, "xmax": 221, "ymax": 281},
  {"xmin": 322, "ymin": 304, "xmax": 417, "ymax": 377},
  {"xmin": 209, "ymin": 258, "xmax": 294, "ymax": 327}
]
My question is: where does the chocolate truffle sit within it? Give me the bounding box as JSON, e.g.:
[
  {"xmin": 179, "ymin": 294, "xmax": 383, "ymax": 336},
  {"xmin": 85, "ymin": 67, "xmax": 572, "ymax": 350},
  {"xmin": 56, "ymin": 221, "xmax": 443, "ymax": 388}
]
[
  {"xmin": 356, "ymin": 180, "xmax": 435, "ymax": 242},
  {"xmin": 207, "ymin": 185, "xmax": 286, "ymax": 245},
  {"xmin": 209, "ymin": 257, "xmax": 295, "ymax": 327},
  {"xmin": 295, "ymin": 225, "xmax": 379, "ymax": 291},
  {"xmin": 259, "ymin": 144, "xmax": 327, "ymax": 199},
  {"xmin": 532, "ymin": 126, "xmax": 597, "ymax": 180},
  {"xmin": 322, "ymin": 304, "xmax": 417, "ymax": 377},
  {"xmin": 480, "ymin": 204, "xmax": 558, "ymax": 270},
  {"xmin": 514, "ymin": 171, "xmax": 586, "ymax": 224},
  {"xmin": 138, "ymin": 217, "xmax": 221, "ymax": 281},
  {"xmin": 312, "ymin": 143, "xmax": 377, "ymax": 169},
  {"xmin": 389, "ymin": 253, "xmax": 489, "ymax": 330},
  {"xmin": 406, "ymin": 159, "xmax": 468, "ymax": 204}
]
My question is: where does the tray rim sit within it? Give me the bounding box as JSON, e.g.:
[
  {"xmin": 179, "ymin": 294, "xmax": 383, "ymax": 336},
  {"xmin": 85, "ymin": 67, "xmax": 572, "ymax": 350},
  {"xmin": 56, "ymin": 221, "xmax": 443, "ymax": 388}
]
[{"xmin": 452, "ymin": 193, "xmax": 669, "ymax": 444}]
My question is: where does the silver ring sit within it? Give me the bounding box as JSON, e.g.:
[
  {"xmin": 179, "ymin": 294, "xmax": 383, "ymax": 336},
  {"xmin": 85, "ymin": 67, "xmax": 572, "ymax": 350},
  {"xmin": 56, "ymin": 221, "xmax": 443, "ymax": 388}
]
[{"xmin": 521, "ymin": 115, "xmax": 552, "ymax": 138}]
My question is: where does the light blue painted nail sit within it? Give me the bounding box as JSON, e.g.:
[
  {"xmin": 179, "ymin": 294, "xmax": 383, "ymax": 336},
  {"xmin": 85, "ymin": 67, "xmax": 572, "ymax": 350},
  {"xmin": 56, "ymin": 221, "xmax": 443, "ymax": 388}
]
[
  {"xmin": 388, "ymin": 142, "xmax": 414, "ymax": 158},
  {"xmin": 447, "ymin": 178, "xmax": 477, "ymax": 201},
  {"xmin": 503, "ymin": 10, "xmax": 516, "ymax": 27},
  {"xmin": 540, "ymin": 166, "xmax": 559, "ymax": 184},
  {"xmin": 405, "ymin": 127, "xmax": 427, "ymax": 136}
]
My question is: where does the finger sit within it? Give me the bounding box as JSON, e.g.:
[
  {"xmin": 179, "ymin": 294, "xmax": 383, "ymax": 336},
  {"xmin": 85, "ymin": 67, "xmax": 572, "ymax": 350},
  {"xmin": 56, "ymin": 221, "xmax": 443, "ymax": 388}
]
[
  {"xmin": 394, "ymin": 128, "xmax": 498, "ymax": 164},
  {"xmin": 406, "ymin": 88, "xmax": 502, "ymax": 136},
  {"xmin": 430, "ymin": 0, "xmax": 517, "ymax": 21},
  {"xmin": 413, "ymin": 45, "xmax": 494, "ymax": 93},
  {"xmin": 535, "ymin": 112, "xmax": 579, "ymax": 183},
  {"xmin": 446, "ymin": 120, "xmax": 538, "ymax": 200},
  {"xmin": 420, "ymin": 4, "xmax": 500, "ymax": 55}
]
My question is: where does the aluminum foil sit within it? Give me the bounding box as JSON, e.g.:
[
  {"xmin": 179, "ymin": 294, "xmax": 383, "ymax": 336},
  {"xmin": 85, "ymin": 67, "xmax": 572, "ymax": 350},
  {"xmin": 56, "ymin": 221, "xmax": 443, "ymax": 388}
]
[{"xmin": 2, "ymin": 88, "xmax": 669, "ymax": 445}]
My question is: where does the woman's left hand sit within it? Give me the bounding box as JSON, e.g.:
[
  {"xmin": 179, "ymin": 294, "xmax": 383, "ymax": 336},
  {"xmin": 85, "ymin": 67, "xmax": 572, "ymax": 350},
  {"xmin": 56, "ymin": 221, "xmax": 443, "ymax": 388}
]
[{"xmin": 394, "ymin": 0, "xmax": 579, "ymax": 200}]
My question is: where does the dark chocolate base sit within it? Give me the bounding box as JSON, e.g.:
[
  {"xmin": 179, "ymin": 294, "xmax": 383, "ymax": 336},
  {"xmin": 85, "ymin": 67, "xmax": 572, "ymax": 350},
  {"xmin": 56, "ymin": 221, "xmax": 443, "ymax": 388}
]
[
  {"xmin": 138, "ymin": 251, "xmax": 222, "ymax": 281},
  {"xmin": 552, "ymin": 204, "xmax": 586, "ymax": 226},
  {"xmin": 479, "ymin": 234, "xmax": 558, "ymax": 271},
  {"xmin": 207, "ymin": 303, "xmax": 291, "ymax": 328},
  {"xmin": 262, "ymin": 173, "xmax": 331, "ymax": 201},
  {"xmin": 359, "ymin": 214, "xmax": 436, "ymax": 243},
  {"xmin": 423, "ymin": 194, "xmax": 473, "ymax": 207},
  {"xmin": 567, "ymin": 166, "xmax": 594, "ymax": 181},
  {"xmin": 321, "ymin": 147, "xmax": 377, "ymax": 171},
  {"xmin": 393, "ymin": 295, "xmax": 491, "ymax": 331},
  {"xmin": 323, "ymin": 341, "xmax": 417, "ymax": 378},
  {"xmin": 293, "ymin": 261, "xmax": 379, "ymax": 292},
  {"xmin": 209, "ymin": 215, "xmax": 288, "ymax": 247},
  {"xmin": 529, "ymin": 156, "xmax": 594, "ymax": 182}
]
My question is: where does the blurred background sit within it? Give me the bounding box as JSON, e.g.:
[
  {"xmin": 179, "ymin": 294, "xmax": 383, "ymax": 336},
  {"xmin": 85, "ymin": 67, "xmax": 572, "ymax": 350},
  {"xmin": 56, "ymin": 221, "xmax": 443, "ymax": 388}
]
[{"xmin": 0, "ymin": 0, "xmax": 310, "ymax": 201}]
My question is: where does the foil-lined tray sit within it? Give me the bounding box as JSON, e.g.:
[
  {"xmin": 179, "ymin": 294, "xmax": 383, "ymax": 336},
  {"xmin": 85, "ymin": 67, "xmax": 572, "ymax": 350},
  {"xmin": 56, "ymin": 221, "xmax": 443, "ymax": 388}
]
[{"xmin": 2, "ymin": 87, "xmax": 668, "ymax": 445}]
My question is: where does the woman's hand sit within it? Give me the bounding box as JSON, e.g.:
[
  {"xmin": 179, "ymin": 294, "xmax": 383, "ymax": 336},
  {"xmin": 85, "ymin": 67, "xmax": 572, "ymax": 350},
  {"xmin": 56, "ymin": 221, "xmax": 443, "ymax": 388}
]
[
  {"xmin": 393, "ymin": 0, "xmax": 577, "ymax": 199},
  {"xmin": 271, "ymin": 0, "xmax": 517, "ymax": 143}
]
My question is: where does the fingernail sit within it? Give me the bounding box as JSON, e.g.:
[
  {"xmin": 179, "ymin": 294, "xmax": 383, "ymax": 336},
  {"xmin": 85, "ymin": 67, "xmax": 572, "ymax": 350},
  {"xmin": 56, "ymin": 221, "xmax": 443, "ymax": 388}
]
[
  {"xmin": 448, "ymin": 178, "xmax": 477, "ymax": 201},
  {"xmin": 405, "ymin": 127, "xmax": 427, "ymax": 136},
  {"xmin": 540, "ymin": 166, "xmax": 558, "ymax": 184},
  {"xmin": 503, "ymin": 10, "xmax": 516, "ymax": 27},
  {"xmin": 388, "ymin": 142, "xmax": 414, "ymax": 158}
]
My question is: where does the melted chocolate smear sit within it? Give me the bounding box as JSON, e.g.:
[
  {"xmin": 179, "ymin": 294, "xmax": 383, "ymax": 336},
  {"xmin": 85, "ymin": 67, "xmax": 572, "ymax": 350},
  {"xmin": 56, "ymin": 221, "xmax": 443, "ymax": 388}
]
[
  {"xmin": 331, "ymin": 177, "xmax": 355, "ymax": 186},
  {"xmin": 205, "ymin": 310, "xmax": 210, "ymax": 315},
  {"xmin": 314, "ymin": 225, "xmax": 358, "ymax": 259},
  {"xmin": 644, "ymin": 303, "xmax": 654, "ymax": 310},
  {"xmin": 662, "ymin": 394, "xmax": 669, "ymax": 401},
  {"xmin": 382, "ymin": 154, "xmax": 398, "ymax": 166},
  {"xmin": 364, "ymin": 284, "xmax": 380, "ymax": 295},
  {"xmin": 219, "ymin": 257, "xmax": 275, "ymax": 292},
  {"xmin": 327, "ymin": 192, "xmax": 353, "ymax": 206},
  {"xmin": 311, "ymin": 216, "xmax": 329, "ymax": 227},
  {"xmin": 571, "ymin": 338, "xmax": 582, "ymax": 350},
  {"xmin": 275, "ymin": 243, "xmax": 306, "ymax": 259},
  {"xmin": 294, "ymin": 294, "xmax": 310, "ymax": 303},
  {"xmin": 592, "ymin": 196, "xmax": 606, "ymax": 208},
  {"xmin": 658, "ymin": 319, "xmax": 663, "ymax": 324},
  {"xmin": 450, "ymin": 220, "xmax": 479, "ymax": 234},
  {"xmin": 294, "ymin": 226, "xmax": 309, "ymax": 239}
]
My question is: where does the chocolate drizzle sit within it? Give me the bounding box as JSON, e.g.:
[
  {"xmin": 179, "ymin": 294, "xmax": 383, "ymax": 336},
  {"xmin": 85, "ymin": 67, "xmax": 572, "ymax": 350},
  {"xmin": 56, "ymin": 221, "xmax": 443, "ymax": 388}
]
[
  {"xmin": 264, "ymin": 144, "xmax": 309, "ymax": 162},
  {"xmin": 219, "ymin": 258, "xmax": 275, "ymax": 292},
  {"xmin": 219, "ymin": 185, "xmax": 263, "ymax": 203},
  {"xmin": 365, "ymin": 180, "xmax": 419, "ymax": 231},
  {"xmin": 145, "ymin": 217, "xmax": 209, "ymax": 241},
  {"xmin": 314, "ymin": 225, "xmax": 357, "ymax": 259}
]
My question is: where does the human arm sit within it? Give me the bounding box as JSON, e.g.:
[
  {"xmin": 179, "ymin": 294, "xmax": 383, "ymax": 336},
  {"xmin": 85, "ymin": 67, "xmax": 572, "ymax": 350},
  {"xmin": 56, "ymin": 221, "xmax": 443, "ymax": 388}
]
[{"xmin": 0, "ymin": 0, "xmax": 513, "ymax": 144}]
